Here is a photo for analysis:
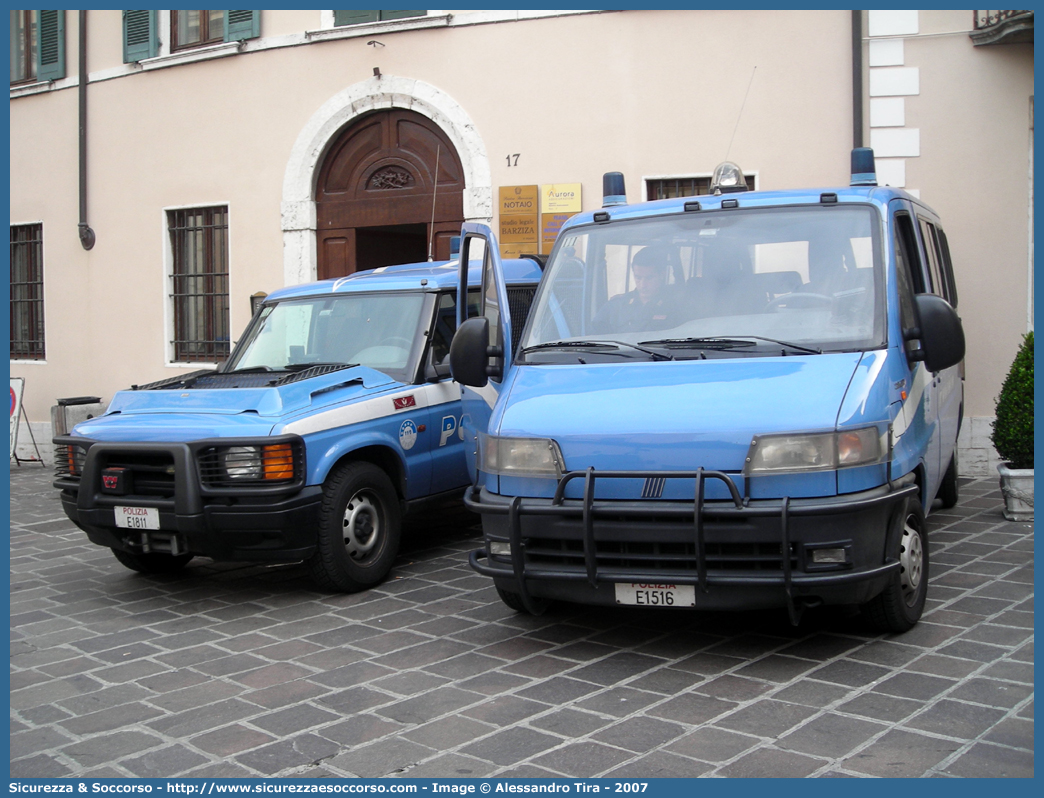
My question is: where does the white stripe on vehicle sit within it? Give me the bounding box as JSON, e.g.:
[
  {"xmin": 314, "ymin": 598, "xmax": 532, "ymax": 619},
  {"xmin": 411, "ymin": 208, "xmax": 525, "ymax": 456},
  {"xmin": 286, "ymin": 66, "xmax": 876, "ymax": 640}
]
[{"xmin": 283, "ymin": 382, "xmax": 459, "ymax": 437}]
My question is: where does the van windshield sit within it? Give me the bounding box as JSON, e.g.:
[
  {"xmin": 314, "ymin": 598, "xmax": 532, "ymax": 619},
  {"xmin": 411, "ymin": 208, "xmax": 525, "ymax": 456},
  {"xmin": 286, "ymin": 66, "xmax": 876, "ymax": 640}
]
[
  {"xmin": 521, "ymin": 205, "xmax": 885, "ymax": 361},
  {"xmin": 227, "ymin": 292, "xmax": 426, "ymax": 381}
]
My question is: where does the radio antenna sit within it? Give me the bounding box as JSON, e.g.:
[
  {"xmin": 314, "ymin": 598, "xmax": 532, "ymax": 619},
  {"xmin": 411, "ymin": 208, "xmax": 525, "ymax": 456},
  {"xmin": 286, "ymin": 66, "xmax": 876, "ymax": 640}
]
[
  {"xmin": 427, "ymin": 145, "xmax": 441, "ymax": 261},
  {"xmin": 725, "ymin": 66, "xmax": 757, "ymax": 163}
]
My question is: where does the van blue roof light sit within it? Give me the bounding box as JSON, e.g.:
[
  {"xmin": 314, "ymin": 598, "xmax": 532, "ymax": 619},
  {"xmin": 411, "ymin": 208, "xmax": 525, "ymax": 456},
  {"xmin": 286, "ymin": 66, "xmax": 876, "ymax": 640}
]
[
  {"xmin": 602, "ymin": 172, "xmax": 627, "ymax": 207},
  {"xmin": 709, "ymin": 161, "xmax": 749, "ymax": 194},
  {"xmin": 850, "ymin": 148, "xmax": 878, "ymax": 186}
]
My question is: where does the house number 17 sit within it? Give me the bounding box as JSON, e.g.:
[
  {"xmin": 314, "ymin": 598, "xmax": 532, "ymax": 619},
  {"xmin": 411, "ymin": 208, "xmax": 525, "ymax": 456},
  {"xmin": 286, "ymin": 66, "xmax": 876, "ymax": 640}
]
[{"xmin": 506, "ymin": 154, "xmax": 521, "ymax": 167}]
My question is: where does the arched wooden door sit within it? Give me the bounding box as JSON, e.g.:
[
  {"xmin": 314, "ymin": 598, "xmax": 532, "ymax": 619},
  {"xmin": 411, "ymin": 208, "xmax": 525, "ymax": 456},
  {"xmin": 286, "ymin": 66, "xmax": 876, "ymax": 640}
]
[{"xmin": 316, "ymin": 109, "xmax": 465, "ymax": 279}]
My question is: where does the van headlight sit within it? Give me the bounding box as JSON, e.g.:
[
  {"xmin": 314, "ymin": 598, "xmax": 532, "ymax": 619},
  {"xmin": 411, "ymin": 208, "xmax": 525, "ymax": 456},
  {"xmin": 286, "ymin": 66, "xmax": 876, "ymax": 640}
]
[
  {"xmin": 744, "ymin": 427, "xmax": 883, "ymax": 474},
  {"xmin": 480, "ymin": 433, "xmax": 565, "ymax": 477}
]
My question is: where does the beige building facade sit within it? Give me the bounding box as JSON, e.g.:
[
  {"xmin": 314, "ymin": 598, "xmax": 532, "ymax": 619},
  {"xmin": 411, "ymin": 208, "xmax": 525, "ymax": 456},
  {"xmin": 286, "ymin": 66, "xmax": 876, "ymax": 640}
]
[{"xmin": 9, "ymin": 9, "xmax": 1033, "ymax": 475}]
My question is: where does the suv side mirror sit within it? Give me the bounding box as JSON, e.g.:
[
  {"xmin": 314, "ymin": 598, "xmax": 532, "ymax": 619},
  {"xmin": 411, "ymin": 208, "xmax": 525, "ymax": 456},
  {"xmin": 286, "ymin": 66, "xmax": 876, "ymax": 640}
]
[
  {"xmin": 450, "ymin": 316, "xmax": 494, "ymax": 387},
  {"xmin": 909, "ymin": 294, "xmax": 965, "ymax": 372}
]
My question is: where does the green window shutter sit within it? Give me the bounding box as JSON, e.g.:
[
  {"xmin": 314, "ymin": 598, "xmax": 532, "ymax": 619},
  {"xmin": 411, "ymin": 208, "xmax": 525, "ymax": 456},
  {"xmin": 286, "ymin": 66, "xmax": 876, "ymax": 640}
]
[
  {"xmin": 224, "ymin": 10, "xmax": 260, "ymax": 42},
  {"xmin": 123, "ymin": 10, "xmax": 158, "ymax": 63},
  {"xmin": 381, "ymin": 11, "xmax": 425, "ymax": 21},
  {"xmin": 36, "ymin": 10, "xmax": 65, "ymax": 81},
  {"xmin": 334, "ymin": 10, "xmax": 380, "ymax": 27}
]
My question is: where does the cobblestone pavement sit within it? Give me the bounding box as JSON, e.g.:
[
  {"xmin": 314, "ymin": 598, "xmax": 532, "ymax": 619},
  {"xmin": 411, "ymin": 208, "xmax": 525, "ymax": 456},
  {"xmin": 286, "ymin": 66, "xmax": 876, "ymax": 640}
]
[{"xmin": 9, "ymin": 467, "xmax": 1033, "ymax": 779}]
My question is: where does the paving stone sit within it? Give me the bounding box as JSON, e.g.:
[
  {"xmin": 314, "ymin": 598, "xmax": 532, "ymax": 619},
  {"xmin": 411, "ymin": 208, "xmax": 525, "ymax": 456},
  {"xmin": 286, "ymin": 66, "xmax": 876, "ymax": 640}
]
[
  {"xmin": 777, "ymin": 712, "xmax": 887, "ymax": 758},
  {"xmin": 191, "ymin": 724, "xmax": 277, "ymax": 757},
  {"xmin": 404, "ymin": 753, "xmax": 497, "ymax": 778},
  {"xmin": 982, "ymin": 715, "xmax": 1034, "ymax": 750},
  {"xmin": 121, "ymin": 744, "xmax": 211, "ymax": 778},
  {"xmin": 532, "ymin": 741, "xmax": 633, "ymax": 777},
  {"xmin": 574, "ymin": 686, "xmax": 662, "ymax": 718},
  {"xmin": 528, "ymin": 708, "xmax": 613, "ymax": 738},
  {"xmin": 715, "ymin": 699, "xmax": 818, "ymax": 738},
  {"xmin": 236, "ymin": 734, "xmax": 344, "ymax": 776},
  {"xmin": 842, "ymin": 729, "xmax": 962, "ymax": 777},
  {"xmin": 460, "ymin": 727, "xmax": 561, "ymax": 766},
  {"xmin": 375, "ymin": 686, "xmax": 481, "ymax": 725},
  {"xmin": 718, "ymin": 745, "xmax": 825, "ymax": 778},
  {"xmin": 947, "ymin": 677, "xmax": 1034, "ymax": 708},
  {"xmin": 603, "ymin": 750, "xmax": 712, "ymax": 778},
  {"xmin": 461, "ymin": 695, "xmax": 548, "ymax": 726},
  {"xmin": 591, "ymin": 716, "xmax": 688, "ymax": 753},
  {"xmin": 942, "ymin": 741, "xmax": 1034, "ymax": 778}
]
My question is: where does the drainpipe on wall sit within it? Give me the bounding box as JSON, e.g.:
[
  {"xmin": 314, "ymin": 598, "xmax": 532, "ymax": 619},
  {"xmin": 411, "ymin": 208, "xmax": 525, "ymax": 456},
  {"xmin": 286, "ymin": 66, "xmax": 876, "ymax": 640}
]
[
  {"xmin": 78, "ymin": 10, "xmax": 96, "ymax": 250},
  {"xmin": 852, "ymin": 9, "xmax": 864, "ymax": 149}
]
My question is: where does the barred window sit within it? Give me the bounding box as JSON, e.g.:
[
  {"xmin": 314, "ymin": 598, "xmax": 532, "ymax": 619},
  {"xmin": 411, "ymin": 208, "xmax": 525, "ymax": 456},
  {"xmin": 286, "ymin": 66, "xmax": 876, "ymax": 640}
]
[
  {"xmin": 646, "ymin": 174, "xmax": 757, "ymax": 200},
  {"xmin": 10, "ymin": 223, "xmax": 45, "ymax": 360},
  {"xmin": 169, "ymin": 207, "xmax": 230, "ymax": 362}
]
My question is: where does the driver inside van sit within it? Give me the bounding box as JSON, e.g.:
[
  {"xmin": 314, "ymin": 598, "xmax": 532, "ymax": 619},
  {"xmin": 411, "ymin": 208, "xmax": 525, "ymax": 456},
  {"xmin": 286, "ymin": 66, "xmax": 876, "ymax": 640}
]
[{"xmin": 591, "ymin": 245, "xmax": 677, "ymax": 334}]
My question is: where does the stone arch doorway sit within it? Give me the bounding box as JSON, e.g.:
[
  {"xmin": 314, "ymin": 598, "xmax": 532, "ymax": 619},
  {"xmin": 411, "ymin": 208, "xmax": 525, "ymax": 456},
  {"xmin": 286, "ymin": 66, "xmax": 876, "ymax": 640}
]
[{"xmin": 315, "ymin": 109, "xmax": 465, "ymax": 279}]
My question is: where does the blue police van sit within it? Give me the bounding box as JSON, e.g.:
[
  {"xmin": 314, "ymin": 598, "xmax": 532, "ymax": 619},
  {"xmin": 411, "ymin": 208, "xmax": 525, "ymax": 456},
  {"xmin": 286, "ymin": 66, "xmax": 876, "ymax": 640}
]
[
  {"xmin": 450, "ymin": 150, "xmax": 965, "ymax": 631},
  {"xmin": 53, "ymin": 257, "xmax": 542, "ymax": 592}
]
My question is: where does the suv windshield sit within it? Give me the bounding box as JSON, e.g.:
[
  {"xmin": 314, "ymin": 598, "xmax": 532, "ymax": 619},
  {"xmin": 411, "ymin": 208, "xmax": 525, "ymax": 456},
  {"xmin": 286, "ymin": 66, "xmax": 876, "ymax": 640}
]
[
  {"xmin": 228, "ymin": 292, "xmax": 427, "ymax": 381},
  {"xmin": 521, "ymin": 205, "xmax": 885, "ymax": 361}
]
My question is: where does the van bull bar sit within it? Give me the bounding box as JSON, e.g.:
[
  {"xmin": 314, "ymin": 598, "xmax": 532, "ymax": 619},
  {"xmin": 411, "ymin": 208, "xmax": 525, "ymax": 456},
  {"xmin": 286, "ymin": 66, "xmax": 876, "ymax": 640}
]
[{"xmin": 468, "ymin": 467, "xmax": 920, "ymax": 623}]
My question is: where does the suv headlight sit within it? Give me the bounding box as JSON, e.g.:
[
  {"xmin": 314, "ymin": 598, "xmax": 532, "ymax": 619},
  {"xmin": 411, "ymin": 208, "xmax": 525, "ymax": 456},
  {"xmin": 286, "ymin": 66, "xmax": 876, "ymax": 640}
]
[
  {"xmin": 221, "ymin": 446, "xmax": 263, "ymax": 480},
  {"xmin": 201, "ymin": 441, "xmax": 299, "ymax": 485},
  {"xmin": 744, "ymin": 427, "xmax": 884, "ymax": 474},
  {"xmin": 480, "ymin": 433, "xmax": 565, "ymax": 477}
]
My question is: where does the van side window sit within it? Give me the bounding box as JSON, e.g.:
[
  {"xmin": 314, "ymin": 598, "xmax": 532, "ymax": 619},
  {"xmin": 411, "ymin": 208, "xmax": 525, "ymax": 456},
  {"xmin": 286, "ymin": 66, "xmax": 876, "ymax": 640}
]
[
  {"xmin": 936, "ymin": 228, "xmax": 959, "ymax": 308},
  {"xmin": 895, "ymin": 213, "xmax": 927, "ymax": 294},
  {"xmin": 893, "ymin": 227, "xmax": 919, "ymax": 344},
  {"xmin": 917, "ymin": 217, "xmax": 950, "ymax": 304}
]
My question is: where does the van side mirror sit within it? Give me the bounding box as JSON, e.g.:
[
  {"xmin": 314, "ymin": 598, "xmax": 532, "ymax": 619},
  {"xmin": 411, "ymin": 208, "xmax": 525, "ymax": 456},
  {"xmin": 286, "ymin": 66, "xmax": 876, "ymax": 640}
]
[
  {"xmin": 908, "ymin": 294, "xmax": 965, "ymax": 372},
  {"xmin": 450, "ymin": 316, "xmax": 497, "ymax": 387},
  {"xmin": 424, "ymin": 350, "xmax": 451, "ymax": 382}
]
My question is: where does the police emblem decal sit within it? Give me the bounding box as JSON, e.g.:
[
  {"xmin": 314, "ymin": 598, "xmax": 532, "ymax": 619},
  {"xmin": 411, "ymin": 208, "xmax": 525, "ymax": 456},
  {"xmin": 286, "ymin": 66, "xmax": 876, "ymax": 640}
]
[{"xmin": 398, "ymin": 419, "xmax": 418, "ymax": 450}]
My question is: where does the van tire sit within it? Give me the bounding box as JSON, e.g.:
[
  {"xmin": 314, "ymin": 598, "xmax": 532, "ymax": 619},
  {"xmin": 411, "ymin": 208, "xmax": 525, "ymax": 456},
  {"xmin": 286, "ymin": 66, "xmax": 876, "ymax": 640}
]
[
  {"xmin": 308, "ymin": 462, "xmax": 401, "ymax": 593},
  {"xmin": 861, "ymin": 499, "xmax": 928, "ymax": 633},
  {"xmin": 938, "ymin": 452, "xmax": 959, "ymax": 509},
  {"xmin": 111, "ymin": 548, "xmax": 193, "ymax": 574},
  {"xmin": 496, "ymin": 586, "xmax": 551, "ymax": 615}
]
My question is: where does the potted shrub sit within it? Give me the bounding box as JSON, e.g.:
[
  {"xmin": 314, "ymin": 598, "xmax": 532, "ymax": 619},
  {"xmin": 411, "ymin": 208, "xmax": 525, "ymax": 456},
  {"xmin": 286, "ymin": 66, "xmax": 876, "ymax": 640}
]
[{"xmin": 991, "ymin": 331, "xmax": 1033, "ymax": 521}]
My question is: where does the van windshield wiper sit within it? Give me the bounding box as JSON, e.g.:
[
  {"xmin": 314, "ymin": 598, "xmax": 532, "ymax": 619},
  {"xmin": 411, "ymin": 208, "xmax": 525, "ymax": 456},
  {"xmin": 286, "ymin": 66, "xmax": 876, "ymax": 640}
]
[
  {"xmin": 522, "ymin": 340, "xmax": 673, "ymax": 361},
  {"xmin": 639, "ymin": 336, "xmax": 822, "ymax": 355}
]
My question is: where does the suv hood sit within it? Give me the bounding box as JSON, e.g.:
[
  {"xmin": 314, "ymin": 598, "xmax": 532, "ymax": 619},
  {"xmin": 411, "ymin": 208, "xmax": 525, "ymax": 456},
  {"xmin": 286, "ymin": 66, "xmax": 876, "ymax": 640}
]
[
  {"xmin": 497, "ymin": 354, "xmax": 865, "ymax": 473},
  {"xmin": 72, "ymin": 366, "xmax": 397, "ymax": 441}
]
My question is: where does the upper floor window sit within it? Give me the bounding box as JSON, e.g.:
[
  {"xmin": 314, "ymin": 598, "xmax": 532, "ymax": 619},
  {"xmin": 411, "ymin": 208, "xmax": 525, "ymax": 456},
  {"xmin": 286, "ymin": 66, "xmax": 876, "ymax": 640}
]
[
  {"xmin": 10, "ymin": 11, "xmax": 37, "ymax": 83},
  {"xmin": 10, "ymin": 223, "xmax": 45, "ymax": 361},
  {"xmin": 172, "ymin": 10, "xmax": 224, "ymax": 51},
  {"xmin": 123, "ymin": 10, "xmax": 259, "ymax": 63},
  {"xmin": 10, "ymin": 9, "xmax": 64, "ymax": 84},
  {"xmin": 333, "ymin": 10, "xmax": 425, "ymax": 27},
  {"xmin": 169, "ymin": 207, "xmax": 230, "ymax": 363}
]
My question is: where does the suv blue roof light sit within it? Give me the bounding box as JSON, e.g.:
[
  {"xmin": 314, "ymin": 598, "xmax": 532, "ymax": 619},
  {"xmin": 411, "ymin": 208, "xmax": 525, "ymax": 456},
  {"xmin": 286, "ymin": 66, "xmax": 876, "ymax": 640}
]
[
  {"xmin": 850, "ymin": 147, "xmax": 878, "ymax": 186},
  {"xmin": 710, "ymin": 161, "xmax": 749, "ymax": 194}
]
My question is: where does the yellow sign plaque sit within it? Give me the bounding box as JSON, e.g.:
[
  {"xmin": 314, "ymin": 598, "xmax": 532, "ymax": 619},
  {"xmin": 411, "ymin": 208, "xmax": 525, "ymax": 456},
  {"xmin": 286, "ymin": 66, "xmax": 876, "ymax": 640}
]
[{"xmin": 541, "ymin": 183, "xmax": 582, "ymax": 214}]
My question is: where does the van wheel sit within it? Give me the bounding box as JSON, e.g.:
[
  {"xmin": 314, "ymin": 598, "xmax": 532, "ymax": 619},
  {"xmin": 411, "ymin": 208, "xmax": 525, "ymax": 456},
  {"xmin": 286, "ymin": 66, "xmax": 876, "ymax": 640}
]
[
  {"xmin": 308, "ymin": 462, "xmax": 401, "ymax": 593},
  {"xmin": 938, "ymin": 453, "xmax": 959, "ymax": 509},
  {"xmin": 496, "ymin": 586, "xmax": 551, "ymax": 615},
  {"xmin": 861, "ymin": 499, "xmax": 928, "ymax": 633},
  {"xmin": 111, "ymin": 548, "xmax": 193, "ymax": 574}
]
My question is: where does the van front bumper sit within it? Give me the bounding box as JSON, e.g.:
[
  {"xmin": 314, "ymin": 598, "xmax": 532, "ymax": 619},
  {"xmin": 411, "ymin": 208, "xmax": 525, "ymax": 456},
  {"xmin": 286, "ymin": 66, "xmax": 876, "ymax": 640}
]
[
  {"xmin": 466, "ymin": 469, "xmax": 919, "ymax": 618},
  {"xmin": 53, "ymin": 436, "xmax": 321, "ymax": 562}
]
